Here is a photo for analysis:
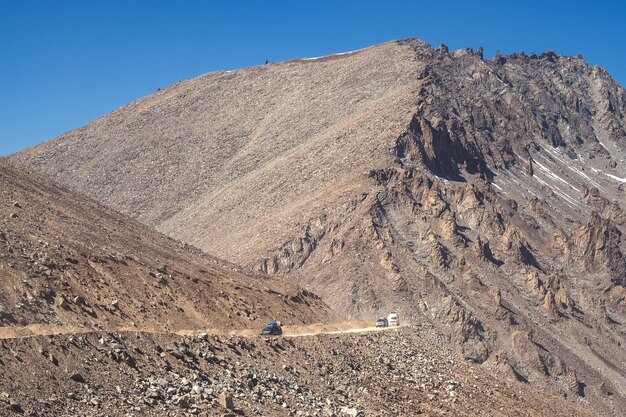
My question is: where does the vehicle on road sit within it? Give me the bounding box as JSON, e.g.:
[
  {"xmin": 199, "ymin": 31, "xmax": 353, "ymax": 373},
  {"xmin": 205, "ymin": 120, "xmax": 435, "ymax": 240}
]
[
  {"xmin": 261, "ymin": 321, "xmax": 283, "ymax": 336},
  {"xmin": 388, "ymin": 312, "xmax": 399, "ymax": 326},
  {"xmin": 375, "ymin": 318, "xmax": 388, "ymax": 327}
]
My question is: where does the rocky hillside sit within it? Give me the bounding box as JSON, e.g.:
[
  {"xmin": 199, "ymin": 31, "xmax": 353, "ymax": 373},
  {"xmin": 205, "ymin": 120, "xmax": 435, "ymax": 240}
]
[
  {"xmin": 12, "ymin": 39, "xmax": 626, "ymax": 415},
  {"xmin": 0, "ymin": 158, "xmax": 334, "ymax": 335},
  {"xmin": 0, "ymin": 326, "xmax": 596, "ymax": 416}
]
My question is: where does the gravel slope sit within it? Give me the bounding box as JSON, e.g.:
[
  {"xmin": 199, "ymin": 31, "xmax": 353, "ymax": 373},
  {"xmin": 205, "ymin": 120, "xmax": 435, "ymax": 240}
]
[{"xmin": 0, "ymin": 326, "xmax": 598, "ymax": 417}]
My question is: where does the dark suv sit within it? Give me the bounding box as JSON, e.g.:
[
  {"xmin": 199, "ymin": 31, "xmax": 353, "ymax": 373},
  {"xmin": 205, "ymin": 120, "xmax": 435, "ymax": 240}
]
[{"xmin": 261, "ymin": 321, "xmax": 283, "ymax": 336}]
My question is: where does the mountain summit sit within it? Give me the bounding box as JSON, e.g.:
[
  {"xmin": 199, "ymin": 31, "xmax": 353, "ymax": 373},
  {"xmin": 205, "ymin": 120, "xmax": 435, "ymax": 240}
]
[{"xmin": 12, "ymin": 38, "xmax": 626, "ymax": 415}]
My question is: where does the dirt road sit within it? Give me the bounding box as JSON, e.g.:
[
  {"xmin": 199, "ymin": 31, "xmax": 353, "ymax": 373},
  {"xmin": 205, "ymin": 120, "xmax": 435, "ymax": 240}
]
[
  {"xmin": 0, "ymin": 321, "xmax": 407, "ymax": 340},
  {"xmin": 283, "ymin": 323, "xmax": 407, "ymax": 337}
]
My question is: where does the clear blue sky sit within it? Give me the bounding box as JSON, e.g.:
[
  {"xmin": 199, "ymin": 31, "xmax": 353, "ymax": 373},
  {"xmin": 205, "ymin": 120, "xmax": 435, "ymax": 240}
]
[{"xmin": 1, "ymin": 0, "xmax": 625, "ymax": 156}]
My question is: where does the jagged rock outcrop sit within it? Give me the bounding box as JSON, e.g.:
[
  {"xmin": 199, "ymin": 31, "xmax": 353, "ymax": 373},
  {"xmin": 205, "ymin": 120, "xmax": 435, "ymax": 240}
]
[{"xmin": 571, "ymin": 211, "xmax": 626, "ymax": 286}]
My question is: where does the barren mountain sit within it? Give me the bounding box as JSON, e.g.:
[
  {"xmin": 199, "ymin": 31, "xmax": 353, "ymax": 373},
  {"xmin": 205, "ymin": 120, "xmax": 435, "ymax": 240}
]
[
  {"xmin": 0, "ymin": 158, "xmax": 334, "ymax": 335},
  {"xmin": 12, "ymin": 39, "xmax": 626, "ymax": 415}
]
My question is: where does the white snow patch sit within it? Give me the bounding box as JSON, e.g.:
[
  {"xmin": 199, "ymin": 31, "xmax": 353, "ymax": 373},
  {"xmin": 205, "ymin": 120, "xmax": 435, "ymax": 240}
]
[
  {"xmin": 533, "ymin": 159, "xmax": 578, "ymax": 191},
  {"xmin": 567, "ymin": 165, "xmax": 592, "ymax": 181},
  {"xmin": 533, "ymin": 176, "xmax": 578, "ymax": 208},
  {"xmin": 555, "ymin": 190, "xmax": 579, "ymax": 207},
  {"xmin": 540, "ymin": 147, "xmax": 605, "ymax": 189},
  {"xmin": 542, "ymin": 146, "xmax": 568, "ymax": 164},
  {"xmin": 597, "ymin": 139, "xmax": 610, "ymax": 151},
  {"xmin": 299, "ymin": 47, "xmax": 368, "ymax": 61},
  {"xmin": 605, "ymin": 173, "xmax": 626, "ymax": 184},
  {"xmin": 565, "ymin": 165, "xmax": 605, "ymax": 191}
]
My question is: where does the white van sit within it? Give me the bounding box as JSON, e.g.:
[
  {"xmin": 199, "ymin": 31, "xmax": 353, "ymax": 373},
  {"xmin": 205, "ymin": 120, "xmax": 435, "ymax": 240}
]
[{"xmin": 388, "ymin": 312, "xmax": 399, "ymax": 326}]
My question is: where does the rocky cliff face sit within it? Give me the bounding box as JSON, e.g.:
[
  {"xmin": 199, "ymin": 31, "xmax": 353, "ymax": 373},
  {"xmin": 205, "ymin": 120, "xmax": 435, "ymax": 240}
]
[{"xmin": 12, "ymin": 39, "xmax": 626, "ymax": 415}]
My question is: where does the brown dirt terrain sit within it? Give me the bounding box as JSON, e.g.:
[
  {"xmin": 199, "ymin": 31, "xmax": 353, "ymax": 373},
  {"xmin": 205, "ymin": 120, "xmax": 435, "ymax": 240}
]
[{"xmin": 0, "ymin": 159, "xmax": 335, "ymax": 334}]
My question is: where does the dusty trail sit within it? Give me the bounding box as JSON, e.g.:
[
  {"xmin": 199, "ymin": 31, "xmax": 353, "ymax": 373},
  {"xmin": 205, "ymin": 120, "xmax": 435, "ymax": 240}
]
[
  {"xmin": 0, "ymin": 321, "xmax": 407, "ymax": 340},
  {"xmin": 283, "ymin": 323, "xmax": 408, "ymax": 337}
]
